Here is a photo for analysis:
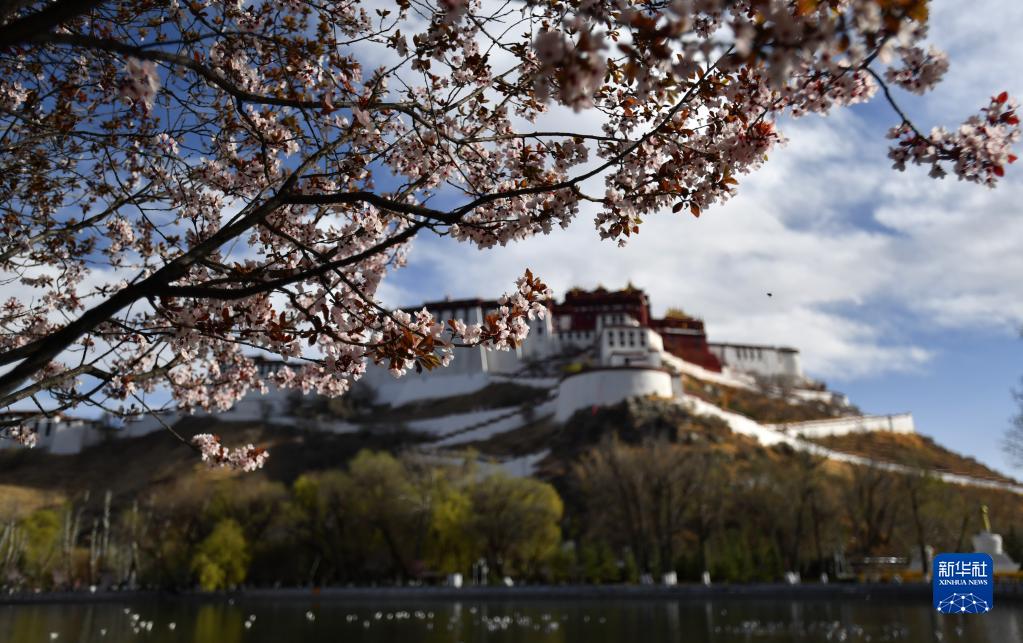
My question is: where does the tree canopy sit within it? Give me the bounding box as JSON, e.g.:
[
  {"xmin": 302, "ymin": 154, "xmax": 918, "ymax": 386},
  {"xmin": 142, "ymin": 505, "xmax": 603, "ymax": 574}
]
[{"xmin": 0, "ymin": 0, "xmax": 1017, "ymax": 465}]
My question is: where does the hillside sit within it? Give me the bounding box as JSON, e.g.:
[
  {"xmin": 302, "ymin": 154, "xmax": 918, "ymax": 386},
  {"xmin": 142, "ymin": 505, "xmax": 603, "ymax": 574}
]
[
  {"xmin": 0, "ymin": 417, "xmax": 423, "ymax": 516},
  {"xmin": 1, "ymin": 378, "xmax": 1019, "ymax": 520},
  {"xmin": 468, "ymin": 397, "xmax": 762, "ymax": 480},
  {"xmin": 807, "ymin": 431, "xmax": 1019, "ymax": 486},
  {"xmin": 681, "ymin": 375, "xmax": 857, "ymax": 424}
]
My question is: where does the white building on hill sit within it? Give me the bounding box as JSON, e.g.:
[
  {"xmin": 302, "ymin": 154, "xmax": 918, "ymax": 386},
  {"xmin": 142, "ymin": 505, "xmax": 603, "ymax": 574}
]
[
  {"xmin": 2, "ymin": 285, "xmax": 870, "ymax": 455},
  {"xmin": 708, "ymin": 342, "xmax": 803, "ymax": 381}
]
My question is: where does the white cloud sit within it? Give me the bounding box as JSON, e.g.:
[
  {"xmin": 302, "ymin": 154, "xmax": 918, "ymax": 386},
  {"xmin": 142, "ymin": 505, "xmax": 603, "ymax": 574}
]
[
  {"xmin": 387, "ymin": 112, "xmax": 938, "ymax": 379},
  {"xmin": 926, "ymin": 2, "xmax": 1023, "ymax": 113},
  {"xmin": 384, "ymin": 106, "xmax": 1023, "ymax": 380},
  {"xmin": 382, "ymin": 0, "xmax": 1023, "ymax": 381}
]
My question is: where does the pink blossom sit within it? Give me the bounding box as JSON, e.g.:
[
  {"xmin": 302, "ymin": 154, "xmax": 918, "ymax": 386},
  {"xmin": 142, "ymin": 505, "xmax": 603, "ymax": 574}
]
[
  {"xmin": 105, "ymin": 216, "xmax": 135, "ymax": 256},
  {"xmin": 1, "ymin": 424, "xmax": 37, "ymax": 448},
  {"xmin": 885, "ymin": 46, "xmax": 950, "ymax": 95},
  {"xmin": 191, "ymin": 433, "xmax": 269, "ymax": 471},
  {"xmin": 0, "ymin": 80, "xmax": 28, "ymax": 111},
  {"xmin": 888, "ymin": 93, "xmax": 1020, "ymax": 186},
  {"xmin": 120, "ymin": 58, "xmax": 160, "ymax": 107}
]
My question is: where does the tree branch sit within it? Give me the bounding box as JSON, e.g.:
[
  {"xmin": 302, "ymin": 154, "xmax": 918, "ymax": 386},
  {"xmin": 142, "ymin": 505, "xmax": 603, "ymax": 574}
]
[
  {"xmin": 32, "ymin": 32, "xmax": 415, "ymax": 115},
  {"xmin": 0, "ymin": 0, "xmax": 103, "ymax": 49}
]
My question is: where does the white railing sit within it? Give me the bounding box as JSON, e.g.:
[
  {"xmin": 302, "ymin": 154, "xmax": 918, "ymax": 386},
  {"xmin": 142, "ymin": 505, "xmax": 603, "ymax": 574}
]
[{"xmin": 769, "ymin": 413, "xmax": 915, "ymax": 438}]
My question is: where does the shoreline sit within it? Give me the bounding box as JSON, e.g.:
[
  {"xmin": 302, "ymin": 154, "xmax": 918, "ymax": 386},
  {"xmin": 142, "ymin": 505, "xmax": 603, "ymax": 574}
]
[{"xmin": 5, "ymin": 582, "xmax": 1022, "ymax": 605}]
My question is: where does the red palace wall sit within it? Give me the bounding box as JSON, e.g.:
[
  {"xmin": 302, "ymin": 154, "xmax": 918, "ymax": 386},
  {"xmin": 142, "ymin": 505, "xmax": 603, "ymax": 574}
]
[
  {"xmin": 552, "ymin": 287, "xmax": 651, "ymax": 331},
  {"xmin": 650, "ymin": 317, "xmax": 722, "ymax": 372},
  {"xmin": 552, "ymin": 286, "xmax": 723, "ymax": 373}
]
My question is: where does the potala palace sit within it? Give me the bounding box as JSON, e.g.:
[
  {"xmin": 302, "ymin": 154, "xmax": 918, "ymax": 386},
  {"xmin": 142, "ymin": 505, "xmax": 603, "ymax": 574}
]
[
  {"xmin": 356, "ymin": 283, "xmax": 838, "ymax": 420},
  {"xmin": 2, "ymin": 284, "xmax": 929, "ymax": 466}
]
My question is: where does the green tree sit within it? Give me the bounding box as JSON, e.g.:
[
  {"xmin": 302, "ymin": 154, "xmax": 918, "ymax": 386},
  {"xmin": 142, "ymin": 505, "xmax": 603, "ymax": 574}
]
[
  {"xmin": 842, "ymin": 464, "xmax": 903, "ymax": 556},
  {"xmin": 292, "ymin": 470, "xmax": 362, "ymax": 583},
  {"xmin": 1005, "ymin": 525, "xmax": 1023, "ymax": 564},
  {"xmin": 19, "ymin": 508, "xmax": 61, "ymax": 587},
  {"xmin": 1004, "ymin": 381, "xmax": 1023, "ymax": 469},
  {"xmin": 468, "ymin": 473, "xmax": 563, "ymax": 579},
  {"xmin": 345, "ymin": 450, "xmax": 432, "ymax": 581},
  {"xmin": 203, "ymin": 478, "xmax": 293, "ymax": 585},
  {"xmin": 191, "ymin": 519, "xmax": 249, "ymax": 591},
  {"xmin": 425, "ymin": 475, "xmax": 477, "ymax": 575},
  {"xmin": 621, "ymin": 549, "xmax": 640, "ymax": 584},
  {"xmin": 899, "ymin": 470, "xmax": 947, "ymax": 579},
  {"xmin": 135, "ymin": 479, "xmax": 208, "ymax": 588},
  {"xmin": 580, "ymin": 541, "xmax": 618, "ymax": 584}
]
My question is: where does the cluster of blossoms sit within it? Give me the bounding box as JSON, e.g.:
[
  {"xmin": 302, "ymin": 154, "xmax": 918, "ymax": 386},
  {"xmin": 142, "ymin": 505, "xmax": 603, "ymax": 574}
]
[
  {"xmin": 885, "ymin": 46, "xmax": 950, "ymax": 95},
  {"xmin": 888, "ymin": 92, "xmax": 1020, "ymax": 185},
  {"xmin": 207, "ymin": 41, "xmax": 261, "ymax": 93},
  {"xmin": 105, "ymin": 216, "xmax": 135, "ymax": 257},
  {"xmin": 370, "ymin": 270, "xmax": 551, "ymax": 378},
  {"xmin": 532, "ymin": 26, "xmax": 607, "ymax": 111},
  {"xmin": 1, "ymin": 424, "xmax": 37, "ymax": 448},
  {"xmin": 191, "ymin": 433, "xmax": 268, "ymax": 472},
  {"xmin": 119, "ymin": 58, "xmax": 160, "ymax": 107},
  {"xmin": 472, "ymin": 270, "xmax": 552, "ymax": 349},
  {"xmin": 0, "ymin": 0, "xmax": 1015, "ymax": 471},
  {"xmin": 0, "ymin": 79, "xmax": 27, "ymax": 111}
]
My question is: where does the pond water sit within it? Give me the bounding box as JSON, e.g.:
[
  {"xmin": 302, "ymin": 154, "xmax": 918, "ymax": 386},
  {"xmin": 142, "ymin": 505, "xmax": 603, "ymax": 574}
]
[{"xmin": 2, "ymin": 595, "xmax": 1021, "ymax": 642}]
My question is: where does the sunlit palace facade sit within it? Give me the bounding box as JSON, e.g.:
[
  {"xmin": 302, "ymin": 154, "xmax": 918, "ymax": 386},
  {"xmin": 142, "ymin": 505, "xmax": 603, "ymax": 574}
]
[{"xmin": 379, "ymin": 283, "xmax": 803, "ymax": 380}]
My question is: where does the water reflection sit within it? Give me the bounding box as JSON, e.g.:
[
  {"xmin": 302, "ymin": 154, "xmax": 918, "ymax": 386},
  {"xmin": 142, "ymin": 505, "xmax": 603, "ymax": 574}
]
[{"xmin": 1, "ymin": 596, "xmax": 1020, "ymax": 642}]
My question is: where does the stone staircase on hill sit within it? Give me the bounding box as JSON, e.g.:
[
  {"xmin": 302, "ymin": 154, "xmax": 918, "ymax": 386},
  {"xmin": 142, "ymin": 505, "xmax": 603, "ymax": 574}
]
[{"xmin": 415, "ymin": 390, "xmax": 558, "ymax": 451}]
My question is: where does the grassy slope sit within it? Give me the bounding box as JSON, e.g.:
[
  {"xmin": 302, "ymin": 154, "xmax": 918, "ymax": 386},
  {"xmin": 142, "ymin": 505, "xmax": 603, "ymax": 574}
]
[
  {"xmin": 355, "ymin": 382, "xmax": 550, "ymax": 423},
  {"xmin": 682, "ymin": 375, "xmax": 856, "ymax": 423},
  {"xmin": 809, "ymin": 431, "xmax": 1019, "ymax": 485},
  {"xmin": 507, "ymin": 397, "xmax": 766, "ymax": 482},
  {"xmin": 676, "ymin": 374, "xmax": 1020, "ymax": 485},
  {"xmin": 0, "ymin": 417, "xmax": 425, "ymax": 510},
  {"xmin": 1, "ymin": 379, "xmax": 1016, "ymax": 516}
]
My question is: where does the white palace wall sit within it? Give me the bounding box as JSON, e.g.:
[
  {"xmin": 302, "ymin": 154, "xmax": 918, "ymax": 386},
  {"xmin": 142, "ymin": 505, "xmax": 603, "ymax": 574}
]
[
  {"xmin": 555, "ymin": 367, "xmax": 676, "ymax": 422},
  {"xmin": 708, "ymin": 343, "xmax": 803, "ymax": 380},
  {"xmin": 769, "ymin": 413, "xmax": 916, "ymax": 438},
  {"xmin": 361, "ymin": 368, "xmax": 493, "ymax": 406}
]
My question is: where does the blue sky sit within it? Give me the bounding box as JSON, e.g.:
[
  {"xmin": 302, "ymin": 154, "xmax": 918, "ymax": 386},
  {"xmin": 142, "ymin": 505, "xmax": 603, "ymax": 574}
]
[
  {"xmin": 375, "ymin": 0, "xmax": 1023, "ymax": 474},
  {"xmin": 833, "ymin": 330, "xmax": 1023, "ymax": 472}
]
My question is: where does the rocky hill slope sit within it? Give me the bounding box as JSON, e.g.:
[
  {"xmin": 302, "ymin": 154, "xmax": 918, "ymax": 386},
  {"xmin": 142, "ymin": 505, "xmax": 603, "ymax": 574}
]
[{"xmin": 1, "ymin": 381, "xmax": 1018, "ymax": 519}]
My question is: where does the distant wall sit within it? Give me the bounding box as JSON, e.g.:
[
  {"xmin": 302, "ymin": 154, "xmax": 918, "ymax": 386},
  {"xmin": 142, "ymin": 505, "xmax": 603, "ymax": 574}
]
[
  {"xmin": 484, "ymin": 346, "xmax": 523, "ymax": 374},
  {"xmin": 555, "ymin": 367, "xmax": 675, "ymax": 422},
  {"xmin": 112, "ymin": 412, "xmax": 182, "ymax": 441},
  {"xmin": 659, "ymin": 352, "xmax": 757, "ymax": 390},
  {"xmin": 554, "ymin": 329, "xmax": 596, "ymax": 352},
  {"xmin": 520, "ymin": 316, "xmax": 555, "ymax": 360},
  {"xmin": 790, "ymin": 389, "xmax": 849, "ymax": 406},
  {"xmin": 1, "ymin": 416, "xmax": 103, "ymax": 455},
  {"xmin": 225, "ymin": 388, "xmax": 292, "ymax": 422},
  {"xmin": 770, "ymin": 413, "xmax": 915, "ymax": 438},
  {"xmin": 362, "ymin": 369, "xmax": 494, "ymax": 407},
  {"xmin": 708, "ymin": 343, "xmax": 802, "ymax": 379},
  {"xmin": 47, "ymin": 421, "xmax": 93, "ymax": 455}
]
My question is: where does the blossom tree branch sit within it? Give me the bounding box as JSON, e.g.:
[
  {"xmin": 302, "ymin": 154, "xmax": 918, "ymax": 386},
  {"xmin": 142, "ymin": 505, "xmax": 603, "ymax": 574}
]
[{"xmin": 0, "ymin": 0, "xmax": 1017, "ymax": 466}]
